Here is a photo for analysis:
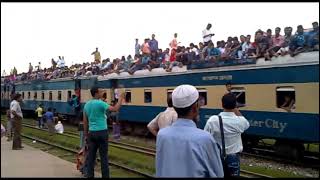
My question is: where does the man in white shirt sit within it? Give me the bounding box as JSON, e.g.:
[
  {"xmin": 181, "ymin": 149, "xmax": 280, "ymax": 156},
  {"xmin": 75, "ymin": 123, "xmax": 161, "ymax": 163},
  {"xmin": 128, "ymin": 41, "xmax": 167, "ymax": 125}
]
[
  {"xmin": 204, "ymin": 93, "xmax": 250, "ymax": 177},
  {"xmin": 55, "ymin": 121, "xmax": 64, "ymax": 134},
  {"xmin": 10, "ymin": 93, "xmax": 24, "ymax": 150},
  {"xmin": 202, "ymin": 23, "xmax": 215, "ymax": 47},
  {"xmin": 147, "ymin": 95, "xmax": 177, "ymax": 136}
]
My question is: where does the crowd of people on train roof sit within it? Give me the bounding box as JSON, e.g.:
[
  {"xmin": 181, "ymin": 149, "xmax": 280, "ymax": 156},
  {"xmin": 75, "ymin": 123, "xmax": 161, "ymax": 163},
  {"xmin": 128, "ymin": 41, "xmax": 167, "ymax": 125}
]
[{"xmin": 1, "ymin": 21, "xmax": 318, "ymax": 84}]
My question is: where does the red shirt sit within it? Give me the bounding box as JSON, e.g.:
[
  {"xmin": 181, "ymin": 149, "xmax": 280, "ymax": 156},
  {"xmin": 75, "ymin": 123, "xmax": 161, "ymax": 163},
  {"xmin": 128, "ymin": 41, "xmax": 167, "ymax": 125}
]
[{"xmin": 169, "ymin": 49, "xmax": 176, "ymax": 62}]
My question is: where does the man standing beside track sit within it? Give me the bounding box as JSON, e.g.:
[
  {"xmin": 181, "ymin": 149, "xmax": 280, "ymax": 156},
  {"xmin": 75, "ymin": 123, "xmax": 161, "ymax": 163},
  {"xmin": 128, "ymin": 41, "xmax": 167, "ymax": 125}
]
[
  {"xmin": 35, "ymin": 104, "xmax": 44, "ymax": 128},
  {"xmin": 10, "ymin": 93, "xmax": 24, "ymax": 150},
  {"xmin": 83, "ymin": 86, "xmax": 125, "ymax": 178},
  {"xmin": 204, "ymin": 93, "xmax": 250, "ymax": 177},
  {"xmin": 156, "ymin": 85, "xmax": 223, "ymax": 177}
]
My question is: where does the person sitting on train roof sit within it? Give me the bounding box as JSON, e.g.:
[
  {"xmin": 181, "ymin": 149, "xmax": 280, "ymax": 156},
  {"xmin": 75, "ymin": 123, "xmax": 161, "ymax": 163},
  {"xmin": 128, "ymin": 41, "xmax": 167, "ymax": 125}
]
[
  {"xmin": 156, "ymin": 84, "xmax": 223, "ymax": 177},
  {"xmin": 305, "ymin": 21, "xmax": 319, "ymax": 51},
  {"xmin": 265, "ymin": 27, "xmax": 285, "ymax": 60},
  {"xmin": 147, "ymin": 94, "xmax": 177, "ymax": 136},
  {"xmin": 289, "ymin": 25, "xmax": 307, "ymax": 57}
]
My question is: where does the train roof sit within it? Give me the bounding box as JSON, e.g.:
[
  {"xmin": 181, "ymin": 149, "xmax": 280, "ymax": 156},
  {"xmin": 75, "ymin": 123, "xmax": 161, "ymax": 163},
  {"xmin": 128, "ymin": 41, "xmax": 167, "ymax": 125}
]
[
  {"xmin": 1, "ymin": 51, "xmax": 318, "ymax": 86},
  {"xmin": 97, "ymin": 51, "xmax": 319, "ymax": 81}
]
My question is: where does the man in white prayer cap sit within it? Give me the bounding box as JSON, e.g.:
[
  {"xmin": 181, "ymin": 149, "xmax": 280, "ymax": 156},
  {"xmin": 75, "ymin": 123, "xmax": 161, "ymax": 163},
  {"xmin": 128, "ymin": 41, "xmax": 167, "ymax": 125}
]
[{"xmin": 156, "ymin": 84, "xmax": 224, "ymax": 178}]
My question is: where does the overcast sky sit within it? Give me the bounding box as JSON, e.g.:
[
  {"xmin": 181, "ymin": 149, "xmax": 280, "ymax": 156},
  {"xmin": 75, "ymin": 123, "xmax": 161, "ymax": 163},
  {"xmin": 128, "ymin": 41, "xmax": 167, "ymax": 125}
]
[{"xmin": 1, "ymin": 2, "xmax": 319, "ymax": 74}]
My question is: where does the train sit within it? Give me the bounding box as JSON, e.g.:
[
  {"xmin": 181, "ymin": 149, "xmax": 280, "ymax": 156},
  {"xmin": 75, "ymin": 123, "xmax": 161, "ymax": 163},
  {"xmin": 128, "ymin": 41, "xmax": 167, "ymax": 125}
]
[{"xmin": 1, "ymin": 51, "xmax": 319, "ymax": 159}]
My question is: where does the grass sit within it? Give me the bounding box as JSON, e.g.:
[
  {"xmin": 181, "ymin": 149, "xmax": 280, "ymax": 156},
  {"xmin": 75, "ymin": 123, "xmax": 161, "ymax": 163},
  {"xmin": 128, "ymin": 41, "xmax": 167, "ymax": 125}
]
[
  {"xmin": 20, "ymin": 125, "xmax": 155, "ymax": 175},
  {"xmin": 22, "ymin": 138, "xmax": 143, "ymax": 177}
]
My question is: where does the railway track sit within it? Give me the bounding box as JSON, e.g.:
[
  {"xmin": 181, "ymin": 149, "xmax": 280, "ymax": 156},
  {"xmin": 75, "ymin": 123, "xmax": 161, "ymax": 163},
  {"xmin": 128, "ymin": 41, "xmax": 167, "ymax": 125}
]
[
  {"xmin": 21, "ymin": 134, "xmax": 153, "ymax": 178},
  {"xmin": 20, "ymin": 123, "xmax": 271, "ymax": 178},
  {"xmin": 242, "ymin": 148, "xmax": 320, "ymax": 169},
  {"xmin": 21, "ymin": 123, "xmax": 156, "ymax": 156}
]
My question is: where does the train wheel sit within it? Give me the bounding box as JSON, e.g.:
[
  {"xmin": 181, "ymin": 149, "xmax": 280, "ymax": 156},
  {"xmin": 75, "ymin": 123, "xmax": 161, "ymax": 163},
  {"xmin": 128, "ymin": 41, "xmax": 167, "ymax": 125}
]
[{"xmin": 274, "ymin": 141, "xmax": 304, "ymax": 161}]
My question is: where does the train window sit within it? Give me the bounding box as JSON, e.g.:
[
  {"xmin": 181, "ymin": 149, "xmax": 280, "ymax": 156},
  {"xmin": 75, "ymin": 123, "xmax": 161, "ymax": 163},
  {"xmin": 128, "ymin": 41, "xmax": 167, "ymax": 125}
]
[
  {"xmin": 125, "ymin": 90, "xmax": 131, "ymax": 103},
  {"xmin": 230, "ymin": 87, "xmax": 246, "ymax": 107},
  {"xmin": 144, "ymin": 89, "xmax": 152, "ymax": 103},
  {"xmin": 67, "ymin": 91, "xmax": 72, "ymax": 100},
  {"xmin": 276, "ymin": 87, "xmax": 295, "ymax": 112},
  {"xmin": 49, "ymin": 91, "xmax": 52, "ymax": 101},
  {"xmin": 28, "ymin": 92, "xmax": 31, "ymax": 99},
  {"xmin": 197, "ymin": 88, "xmax": 207, "ymax": 106},
  {"xmin": 34, "ymin": 92, "xmax": 37, "ymax": 99},
  {"xmin": 41, "ymin": 91, "xmax": 45, "ymax": 100},
  {"xmin": 58, "ymin": 91, "xmax": 62, "ymax": 100},
  {"xmin": 22, "ymin": 92, "xmax": 24, "ymax": 99},
  {"xmin": 167, "ymin": 89, "xmax": 174, "ymax": 100}
]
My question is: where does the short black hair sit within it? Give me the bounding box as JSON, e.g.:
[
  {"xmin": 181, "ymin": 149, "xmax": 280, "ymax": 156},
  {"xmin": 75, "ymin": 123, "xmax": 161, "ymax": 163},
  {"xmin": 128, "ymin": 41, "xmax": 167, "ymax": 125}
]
[
  {"xmin": 174, "ymin": 101, "xmax": 197, "ymax": 117},
  {"xmin": 222, "ymin": 93, "xmax": 237, "ymax": 110},
  {"xmin": 167, "ymin": 94, "xmax": 173, "ymax": 107},
  {"xmin": 297, "ymin": 25, "xmax": 303, "ymax": 29},
  {"xmin": 13, "ymin": 93, "xmax": 21, "ymax": 100},
  {"xmin": 90, "ymin": 86, "xmax": 99, "ymax": 97},
  {"xmin": 226, "ymin": 81, "xmax": 232, "ymax": 86},
  {"xmin": 267, "ymin": 29, "xmax": 272, "ymax": 32},
  {"xmin": 312, "ymin": 21, "xmax": 318, "ymax": 25},
  {"xmin": 102, "ymin": 92, "xmax": 107, "ymax": 99},
  {"xmin": 48, "ymin": 107, "xmax": 52, "ymax": 111}
]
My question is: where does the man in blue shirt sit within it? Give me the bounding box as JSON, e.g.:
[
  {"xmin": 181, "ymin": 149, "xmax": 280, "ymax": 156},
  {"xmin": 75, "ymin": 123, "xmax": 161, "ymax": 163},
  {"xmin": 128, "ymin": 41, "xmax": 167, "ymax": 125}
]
[
  {"xmin": 83, "ymin": 86, "xmax": 125, "ymax": 178},
  {"xmin": 156, "ymin": 84, "xmax": 224, "ymax": 177},
  {"xmin": 149, "ymin": 34, "xmax": 159, "ymax": 53},
  {"xmin": 43, "ymin": 107, "xmax": 54, "ymax": 135}
]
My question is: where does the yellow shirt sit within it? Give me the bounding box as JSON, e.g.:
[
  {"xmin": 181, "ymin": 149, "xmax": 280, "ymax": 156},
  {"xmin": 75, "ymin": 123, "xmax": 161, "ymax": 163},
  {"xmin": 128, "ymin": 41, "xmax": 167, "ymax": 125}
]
[
  {"xmin": 94, "ymin": 52, "xmax": 101, "ymax": 61},
  {"xmin": 35, "ymin": 107, "xmax": 43, "ymax": 117}
]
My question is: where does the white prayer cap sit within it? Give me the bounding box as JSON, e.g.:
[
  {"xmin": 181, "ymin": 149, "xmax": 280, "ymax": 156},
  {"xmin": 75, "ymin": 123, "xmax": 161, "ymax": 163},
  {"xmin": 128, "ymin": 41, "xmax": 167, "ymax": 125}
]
[
  {"xmin": 172, "ymin": 85, "xmax": 199, "ymax": 108},
  {"xmin": 58, "ymin": 121, "xmax": 61, "ymax": 124}
]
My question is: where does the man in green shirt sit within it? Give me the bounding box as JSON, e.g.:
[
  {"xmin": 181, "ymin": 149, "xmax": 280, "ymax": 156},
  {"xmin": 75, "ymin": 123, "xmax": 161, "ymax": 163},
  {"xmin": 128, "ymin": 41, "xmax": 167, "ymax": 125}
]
[{"xmin": 83, "ymin": 86, "xmax": 124, "ymax": 178}]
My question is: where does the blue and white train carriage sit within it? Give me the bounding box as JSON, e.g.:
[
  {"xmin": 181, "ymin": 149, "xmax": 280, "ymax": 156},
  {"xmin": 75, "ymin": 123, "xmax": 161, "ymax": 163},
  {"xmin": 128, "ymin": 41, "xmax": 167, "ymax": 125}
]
[{"xmin": 1, "ymin": 51, "xmax": 318, "ymax": 158}]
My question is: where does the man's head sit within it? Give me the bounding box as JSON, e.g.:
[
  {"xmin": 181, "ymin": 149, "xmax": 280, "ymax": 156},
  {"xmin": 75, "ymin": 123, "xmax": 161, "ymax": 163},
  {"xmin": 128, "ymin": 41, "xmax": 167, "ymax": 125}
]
[
  {"xmin": 220, "ymin": 40, "xmax": 225, "ymax": 48},
  {"xmin": 90, "ymin": 86, "xmax": 104, "ymax": 98},
  {"xmin": 227, "ymin": 36, "xmax": 233, "ymax": 42},
  {"xmin": 297, "ymin": 25, "xmax": 304, "ymax": 34},
  {"xmin": 48, "ymin": 107, "xmax": 52, "ymax": 112},
  {"xmin": 206, "ymin": 23, "xmax": 212, "ymax": 30},
  {"xmin": 246, "ymin": 35, "xmax": 251, "ymax": 42},
  {"xmin": 284, "ymin": 27, "xmax": 293, "ymax": 36},
  {"xmin": 152, "ymin": 34, "xmax": 155, "ymax": 39},
  {"xmin": 275, "ymin": 27, "xmax": 281, "ymax": 36},
  {"xmin": 226, "ymin": 81, "xmax": 232, "ymax": 92},
  {"xmin": 13, "ymin": 93, "xmax": 22, "ymax": 102},
  {"xmin": 222, "ymin": 93, "xmax": 237, "ymax": 110},
  {"xmin": 96, "ymin": 47, "xmax": 98, "ymax": 51},
  {"xmin": 255, "ymin": 30, "xmax": 263, "ymax": 40},
  {"xmin": 174, "ymin": 33, "xmax": 177, "ymax": 38},
  {"xmin": 267, "ymin": 29, "xmax": 272, "ymax": 37},
  {"xmin": 172, "ymin": 85, "xmax": 199, "ymax": 122},
  {"xmin": 240, "ymin": 35, "xmax": 246, "ymax": 43},
  {"xmin": 312, "ymin": 21, "xmax": 318, "ymax": 30}
]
